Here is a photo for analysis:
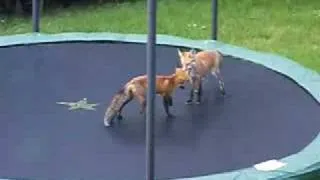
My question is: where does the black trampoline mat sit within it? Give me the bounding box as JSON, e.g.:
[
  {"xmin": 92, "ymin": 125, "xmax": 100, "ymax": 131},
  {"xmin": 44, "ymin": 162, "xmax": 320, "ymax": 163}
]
[{"xmin": 0, "ymin": 42, "xmax": 319, "ymax": 180}]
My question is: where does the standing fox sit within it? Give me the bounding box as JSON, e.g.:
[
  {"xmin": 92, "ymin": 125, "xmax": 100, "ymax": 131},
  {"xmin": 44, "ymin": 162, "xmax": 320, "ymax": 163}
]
[
  {"xmin": 103, "ymin": 68, "xmax": 189, "ymax": 127},
  {"xmin": 177, "ymin": 48, "xmax": 226, "ymax": 104}
]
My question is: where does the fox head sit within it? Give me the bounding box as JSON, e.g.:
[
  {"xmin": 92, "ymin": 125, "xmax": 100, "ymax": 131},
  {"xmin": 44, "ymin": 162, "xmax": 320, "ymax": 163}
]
[
  {"xmin": 174, "ymin": 68, "xmax": 189, "ymax": 89},
  {"xmin": 177, "ymin": 48, "xmax": 197, "ymax": 71}
]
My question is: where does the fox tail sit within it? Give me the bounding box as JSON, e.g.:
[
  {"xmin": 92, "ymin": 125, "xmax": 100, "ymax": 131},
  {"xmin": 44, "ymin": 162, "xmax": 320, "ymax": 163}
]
[
  {"xmin": 103, "ymin": 87, "xmax": 133, "ymax": 127},
  {"xmin": 216, "ymin": 50, "xmax": 224, "ymax": 69}
]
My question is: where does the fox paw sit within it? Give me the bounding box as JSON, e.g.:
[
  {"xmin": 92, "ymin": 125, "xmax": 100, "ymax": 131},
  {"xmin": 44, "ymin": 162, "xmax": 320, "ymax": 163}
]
[
  {"xmin": 220, "ymin": 88, "xmax": 226, "ymax": 96},
  {"xmin": 166, "ymin": 113, "xmax": 175, "ymax": 119},
  {"xmin": 219, "ymin": 84, "xmax": 226, "ymax": 95},
  {"xmin": 117, "ymin": 115, "xmax": 123, "ymax": 120},
  {"xmin": 185, "ymin": 99, "xmax": 193, "ymax": 105}
]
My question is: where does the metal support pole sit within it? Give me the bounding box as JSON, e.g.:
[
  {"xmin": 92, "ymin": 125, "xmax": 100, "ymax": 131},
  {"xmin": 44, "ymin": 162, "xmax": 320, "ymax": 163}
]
[
  {"xmin": 212, "ymin": 0, "xmax": 218, "ymax": 40},
  {"xmin": 146, "ymin": 0, "xmax": 157, "ymax": 179},
  {"xmin": 32, "ymin": 0, "xmax": 40, "ymax": 32}
]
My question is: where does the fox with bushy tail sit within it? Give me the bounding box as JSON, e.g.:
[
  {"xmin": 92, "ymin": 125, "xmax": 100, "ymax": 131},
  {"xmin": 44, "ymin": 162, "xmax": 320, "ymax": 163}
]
[{"xmin": 103, "ymin": 68, "xmax": 189, "ymax": 127}]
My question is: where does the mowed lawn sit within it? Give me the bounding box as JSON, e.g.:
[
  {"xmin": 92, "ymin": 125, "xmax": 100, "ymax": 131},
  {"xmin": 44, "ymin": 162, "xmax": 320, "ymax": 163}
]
[{"xmin": 0, "ymin": 0, "xmax": 319, "ymax": 73}]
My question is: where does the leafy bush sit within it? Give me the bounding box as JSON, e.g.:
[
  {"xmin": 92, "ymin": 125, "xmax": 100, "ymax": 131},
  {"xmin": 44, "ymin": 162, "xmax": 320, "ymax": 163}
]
[{"xmin": 0, "ymin": 0, "xmax": 124, "ymax": 15}]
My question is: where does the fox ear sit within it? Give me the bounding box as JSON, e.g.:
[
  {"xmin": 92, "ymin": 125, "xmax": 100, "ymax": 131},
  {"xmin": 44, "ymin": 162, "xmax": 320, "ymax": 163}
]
[
  {"xmin": 190, "ymin": 48, "xmax": 197, "ymax": 55},
  {"xmin": 177, "ymin": 48, "xmax": 183, "ymax": 57},
  {"xmin": 176, "ymin": 60, "xmax": 182, "ymax": 68}
]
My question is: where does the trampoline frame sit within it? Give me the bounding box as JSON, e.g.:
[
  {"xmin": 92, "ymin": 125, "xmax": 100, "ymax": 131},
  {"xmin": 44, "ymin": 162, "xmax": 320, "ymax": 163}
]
[{"xmin": 1, "ymin": 0, "xmax": 319, "ymax": 180}]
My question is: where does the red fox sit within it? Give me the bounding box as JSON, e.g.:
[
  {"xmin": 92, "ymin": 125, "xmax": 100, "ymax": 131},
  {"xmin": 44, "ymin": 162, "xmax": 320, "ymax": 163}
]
[
  {"xmin": 103, "ymin": 68, "xmax": 189, "ymax": 127},
  {"xmin": 177, "ymin": 48, "xmax": 226, "ymax": 104}
]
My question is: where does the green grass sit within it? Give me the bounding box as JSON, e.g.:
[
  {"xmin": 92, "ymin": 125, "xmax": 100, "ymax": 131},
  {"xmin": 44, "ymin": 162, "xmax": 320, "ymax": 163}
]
[{"xmin": 0, "ymin": 0, "xmax": 320, "ymax": 73}]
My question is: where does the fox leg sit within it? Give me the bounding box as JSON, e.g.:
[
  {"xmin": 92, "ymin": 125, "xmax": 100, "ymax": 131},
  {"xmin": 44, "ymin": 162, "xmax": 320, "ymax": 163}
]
[
  {"xmin": 189, "ymin": 76, "xmax": 202, "ymax": 104},
  {"xmin": 185, "ymin": 89, "xmax": 194, "ymax": 105},
  {"xmin": 132, "ymin": 86, "xmax": 147, "ymax": 114},
  {"xmin": 117, "ymin": 96, "xmax": 133, "ymax": 120},
  {"xmin": 185, "ymin": 77, "xmax": 197, "ymax": 105},
  {"xmin": 163, "ymin": 95, "xmax": 174, "ymax": 117},
  {"xmin": 185, "ymin": 79, "xmax": 202, "ymax": 104},
  {"xmin": 167, "ymin": 96, "xmax": 173, "ymax": 106},
  {"xmin": 216, "ymin": 69, "xmax": 226, "ymax": 95},
  {"xmin": 136, "ymin": 95, "xmax": 146, "ymax": 114},
  {"xmin": 195, "ymin": 81, "xmax": 203, "ymax": 104},
  {"xmin": 212, "ymin": 69, "xmax": 226, "ymax": 95}
]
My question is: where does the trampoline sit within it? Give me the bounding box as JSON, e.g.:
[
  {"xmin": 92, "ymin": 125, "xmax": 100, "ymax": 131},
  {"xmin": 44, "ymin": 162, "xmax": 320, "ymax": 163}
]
[{"xmin": 0, "ymin": 33, "xmax": 319, "ymax": 180}]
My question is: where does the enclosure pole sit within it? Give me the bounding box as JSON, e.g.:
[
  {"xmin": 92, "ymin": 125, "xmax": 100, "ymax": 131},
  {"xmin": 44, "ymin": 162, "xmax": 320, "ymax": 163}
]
[
  {"xmin": 212, "ymin": 0, "xmax": 218, "ymax": 40},
  {"xmin": 32, "ymin": 0, "xmax": 40, "ymax": 32},
  {"xmin": 146, "ymin": 0, "xmax": 157, "ymax": 179}
]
